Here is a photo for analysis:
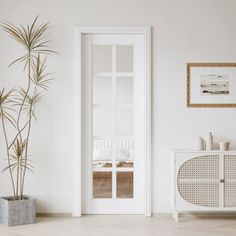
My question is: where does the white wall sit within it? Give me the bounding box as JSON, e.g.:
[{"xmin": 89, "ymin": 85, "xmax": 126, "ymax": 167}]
[{"xmin": 1, "ymin": 0, "xmax": 236, "ymax": 213}]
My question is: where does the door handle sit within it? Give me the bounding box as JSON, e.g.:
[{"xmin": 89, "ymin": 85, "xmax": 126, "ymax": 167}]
[{"xmin": 220, "ymin": 179, "xmax": 225, "ymax": 183}]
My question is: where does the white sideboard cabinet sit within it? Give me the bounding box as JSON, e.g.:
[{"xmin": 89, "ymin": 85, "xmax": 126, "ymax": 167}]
[{"xmin": 172, "ymin": 150, "xmax": 236, "ymax": 222}]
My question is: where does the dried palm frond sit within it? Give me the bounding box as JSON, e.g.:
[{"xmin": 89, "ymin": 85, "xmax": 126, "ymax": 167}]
[
  {"xmin": 13, "ymin": 88, "xmax": 43, "ymax": 119},
  {"xmin": 2, "ymin": 139, "xmax": 34, "ymax": 174},
  {"xmin": 1, "ymin": 16, "xmax": 57, "ymax": 69},
  {"xmin": 0, "ymin": 89, "xmax": 16, "ymax": 127},
  {"xmin": 31, "ymin": 54, "xmax": 54, "ymax": 90}
]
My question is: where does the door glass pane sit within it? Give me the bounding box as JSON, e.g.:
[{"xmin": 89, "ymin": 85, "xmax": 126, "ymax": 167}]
[
  {"xmin": 116, "ymin": 160, "xmax": 133, "ymax": 168},
  {"xmin": 93, "ymin": 172, "xmax": 112, "ymax": 198},
  {"xmin": 93, "ymin": 138, "xmax": 113, "ymax": 168},
  {"xmin": 93, "ymin": 76, "xmax": 112, "ymax": 104},
  {"xmin": 116, "ymin": 76, "xmax": 133, "ymax": 105},
  {"xmin": 116, "ymin": 108, "xmax": 133, "ymax": 136},
  {"xmin": 117, "ymin": 172, "xmax": 133, "ymax": 198},
  {"xmin": 116, "ymin": 46, "xmax": 133, "ymax": 72},
  {"xmin": 93, "ymin": 108, "xmax": 112, "ymax": 137},
  {"xmin": 115, "ymin": 139, "xmax": 134, "ymax": 168},
  {"xmin": 93, "ymin": 45, "xmax": 112, "ymax": 73}
]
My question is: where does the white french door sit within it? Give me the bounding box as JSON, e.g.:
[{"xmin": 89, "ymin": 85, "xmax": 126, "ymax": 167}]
[{"xmin": 81, "ymin": 33, "xmax": 147, "ymax": 214}]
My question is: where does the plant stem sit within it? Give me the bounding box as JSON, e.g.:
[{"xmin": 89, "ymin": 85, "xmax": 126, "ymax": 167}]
[
  {"xmin": 19, "ymin": 53, "xmax": 31, "ymax": 199},
  {"xmin": 20, "ymin": 104, "xmax": 32, "ymax": 199},
  {"xmin": 16, "ymin": 161, "xmax": 19, "ymax": 199},
  {"xmin": 8, "ymin": 119, "xmax": 30, "ymax": 150},
  {"xmin": 0, "ymin": 106, "xmax": 16, "ymax": 198},
  {"xmin": 20, "ymin": 86, "xmax": 37, "ymax": 198}
]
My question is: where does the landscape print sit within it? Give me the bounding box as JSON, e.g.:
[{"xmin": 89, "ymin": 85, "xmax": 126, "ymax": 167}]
[{"xmin": 200, "ymin": 74, "xmax": 229, "ymax": 95}]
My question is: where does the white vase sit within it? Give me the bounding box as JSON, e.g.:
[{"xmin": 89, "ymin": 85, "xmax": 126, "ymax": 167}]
[
  {"xmin": 193, "ymin": 136, "xmax": 205, "ymax": 150},
  {"xmin": 205, "ymin": 132, "xmax": 213, "ymax": 151}
]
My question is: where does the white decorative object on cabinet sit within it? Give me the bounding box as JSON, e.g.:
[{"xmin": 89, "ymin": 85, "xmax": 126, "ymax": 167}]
[
  {"xmin": 193, "ymin": 137, "xmax": 205, "ymax": 151},
  {"xmin": 172, "ymin": 150, "xmax": 236, "ymax": 222},
  {"xmin": 205, "ymin": 132, "xmax": 213, "ymax": 150},
  {"xmin": 219, "ymin": 141, "xmax": 230, "ymax": 151}
]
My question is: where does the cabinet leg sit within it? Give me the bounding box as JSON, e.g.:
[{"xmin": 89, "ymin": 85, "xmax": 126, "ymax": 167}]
[
  {"xmin": 174, "ymin": 212, "xmax": 179, "ymax": 223},
  {"xmin": 172, "ymin": 211, "xmax": 175, "ymax": 219}
]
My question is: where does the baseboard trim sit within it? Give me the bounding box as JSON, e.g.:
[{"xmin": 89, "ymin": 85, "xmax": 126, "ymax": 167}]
[
  {"xmin": 183, "ymin": 213, "xmax": 236, "ymax": 218},
  {"xmin": 36, "ymin": 212, "xmax": 169, "ymax": 217},
  {"xmin": 153, "ymin": 213, "xmax": 172, "ymax": 217},
  {"xmin": 36, "ymin": 212, "xmax": 72, "ymax": 217},
  {"xmin": 153, "ymin": 212, "xmax": 236, "ymax": 218},
  {"xmin": 36, "ymin": 212, "xmax": 236, "ymax": 218}
]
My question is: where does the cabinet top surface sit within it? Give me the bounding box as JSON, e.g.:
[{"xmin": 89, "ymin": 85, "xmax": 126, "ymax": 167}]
[{"xmin": 171, "ymin": 149, "xmax": 236, "ymax": 153}]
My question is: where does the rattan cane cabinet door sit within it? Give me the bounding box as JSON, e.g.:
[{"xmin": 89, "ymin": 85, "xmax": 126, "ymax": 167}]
[
  {"xmin": 177, "ymin": 155, "xmax": 220, "ymax": 208},
  {"xmin": 224, "ymin": 155, "xmax": 236, "ymax": 207}
]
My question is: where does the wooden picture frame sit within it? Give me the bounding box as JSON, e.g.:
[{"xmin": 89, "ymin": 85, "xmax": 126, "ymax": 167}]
[{"xmin": 187, "ymin": 63, "xmax": 236, "ymax": 107}]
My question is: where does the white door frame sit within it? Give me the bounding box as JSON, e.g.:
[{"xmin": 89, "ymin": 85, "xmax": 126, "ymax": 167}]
[{"xmin": 73, "ymin": 26, "xmax": 152, "ymax": 217}]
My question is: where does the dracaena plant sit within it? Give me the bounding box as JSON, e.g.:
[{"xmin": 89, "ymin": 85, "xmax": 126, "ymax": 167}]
[{"xmin": 0, "ymin": 17, "xmax": 56, "ymax": 200}]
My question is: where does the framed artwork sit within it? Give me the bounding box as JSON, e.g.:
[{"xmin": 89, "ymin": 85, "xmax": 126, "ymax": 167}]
[{"xmin": 187, "ymin": 63, "xmax": 236, "ymax": 107}]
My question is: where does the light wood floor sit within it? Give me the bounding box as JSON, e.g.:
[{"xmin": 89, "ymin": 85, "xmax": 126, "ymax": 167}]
[{"xmin": 1, "ymin": 214, "xmax": 236, "ymax": 236}]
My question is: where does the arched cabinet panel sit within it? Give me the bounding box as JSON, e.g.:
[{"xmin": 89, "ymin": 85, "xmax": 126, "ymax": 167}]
[{"xmin": 177, "ymin": 155, "xmax": 220, "ymax": 207}]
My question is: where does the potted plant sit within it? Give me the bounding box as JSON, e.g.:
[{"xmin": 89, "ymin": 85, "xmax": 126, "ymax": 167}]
[{"xmin": 0, "ymin": 17, "xmax": 56, "ymax": 226}]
